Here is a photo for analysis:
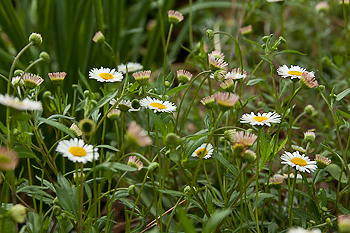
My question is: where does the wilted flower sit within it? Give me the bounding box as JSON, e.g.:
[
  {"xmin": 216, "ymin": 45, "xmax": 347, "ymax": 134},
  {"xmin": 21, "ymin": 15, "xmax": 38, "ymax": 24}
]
[
  {"xmin": 69, "ymin": 123, "xmax": 82, "ymax": 137},
  {"xmin": 220, "ymin": 79, "xmax": 235, "ymax": 92},
  {"xmin": 92, "ymin": 31, "xmax": 105, "ymax": 43},
  {"xmin": 48, "ymin": 72, "xmax": 67, "ymax": 85},
  {"xmin": 200, "ymin": 95, "xmax": 216, "ymax": 109},
  {"xmin": 240, "ymin": 25, "xmax": 252, "ymax": 35},
  {"xmin": 213, "ymin": 92, "xmax": 239, "ymax": 111}
]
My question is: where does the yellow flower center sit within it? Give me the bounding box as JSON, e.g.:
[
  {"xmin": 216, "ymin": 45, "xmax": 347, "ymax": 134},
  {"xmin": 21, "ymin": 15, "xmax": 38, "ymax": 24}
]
[
  {"xmin": 196, "ymin": 148, "xmax": 208, "ymax": 158},
  {"xmin": 291, "ymin": 157, "xmax": 307, "ymax": 166},
  {"xmin": 99, "ymin": 73, "xmax": 114, "ymax": 80},
  {"xmin": 253, "ymin": 116, "xmax": 268, "ymax": 122},
  {"xmin": 288, "ymin": 71, "xmax": 302, "ymax": 76},
  {"xmin": 150, "ymin": 102, "xmax": 166, "ymax": 109},
  {"xmin": 69, "ymin": 146, "xmax": 87, "ymax": 157}
]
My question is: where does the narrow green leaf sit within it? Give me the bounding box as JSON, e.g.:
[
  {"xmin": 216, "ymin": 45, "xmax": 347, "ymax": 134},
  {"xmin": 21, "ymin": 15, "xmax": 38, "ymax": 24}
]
[
  {"xmin": 167, "ymin": 84, "xmax": 189, "ymax": 96},
  {"xmin": 0, "ymin": 120, "xmax": 7, "ymax": 134},
  {"xmin": 78, "ymin": 69, "xmax": 92, "ymax": 92},
  {"xmin": 243, "ymin": 37, "xmax": 261, "ymax": 48},
  {"xmin": 215, "ymin": 153, "xmax": 238, "ymax": 177},
  {"xmin": 178, "ymin": 208, "xmax": 197, "ymax": 233},
  {"xmin": 203, "ymin": 209, "xmax": 231, "ymax": 233},
  {"xmin": 12, "ymin": 112, "xmax": 33, "ymax": 121},
  {"xmin": 259, "ymin": 55, "xmax": 273, "ymax": 66},
  {"xmin": 336, "ymin": 88, "xmax": 350, "ymax": 102},
  {"xmin": 147, "ymin": 109, "xmax": 166, "ymax": 135},
  {"xmin": 95, "ymin": 162, "xmax": 137, "ymax": 172},
  {"xmin": 326, "ymin": 164, "xmax": 347, "ymax": 183},
  {"xmin": 246, "ymin": 78, "xmax": 267, "ymax": 86},
  {"xmin": 87, "ymin": 86, "xmax": 119, "ymax": 118},
  {"xmin": 36, "ymin": 116, "xmax": 75, "ymax": 138},
  {"xmin": 274, "ymin": 49, "xmax": 306, "ymax": 56},
  {"xmin": 95, "ymin": 144, "xmax": 119, "ymax": 152},
  {"xmin": 13, "ymin": 144, "xmax": 36, "ymax": 158},
  {"xmin": 278, "ymin": 137, "xmax": 288, "ymax": 152},
  {"xmin": 55, "ymin": 173, "xmax": 79, "ymax": 220},
  {"xmin": 338, "ymin": 109, "xmax": 350, "ymax": 119}
]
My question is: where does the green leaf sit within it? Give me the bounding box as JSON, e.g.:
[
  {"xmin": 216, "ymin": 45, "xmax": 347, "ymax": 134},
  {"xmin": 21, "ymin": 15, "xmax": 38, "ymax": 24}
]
[
  {"xmin": 78, "ymin": 69, "xmax": 92, "ymax": 92},
  {"xmin": 12, "ymin": 112, "xmax": 33, "ymax": 121},
  {"xmin": 246, "ymin": 78, "xmax": 267, "ymax": 86},
  {"xmin": 243, "ymin": 37, "xmax": 261, "ymax": 48},
  {"xmin": 326, "ymin": 164, "xmax": 347, "ymax": 183},
  {"xmin": 55, "ymin": 173, "xmax": 79, "ymax": 220},
  {"xmin": 178, "ymin": 208, "xmax": 197, "ymax": 233},
  {"xmin": 215, "ymin": 153, "xmax": 238, "ymax": 177},
  {"xmin": 167, "ymin": 84, "xmax": 189, "ymax": 96},
  {"xmin": 87, "ymin": 86, "xmax": 119, "ymax": 118},
  {"xmin": 157, "ymin": 189, "xmax": 185, "ymax": 197},
  {"xmin": 13, "ymin": 143, "xmax": 36, "ymax": 158},
  {"xmin": 336, "ymin": 88, "xmax": 350, "ymax": 102},
  {"xmin": 95, "ymin": 162, "xmax": 137, "ymax": 172},
  {"xmin": 259, "ymin": 55, "xmax": 273, "ymax": 66},
  {"xmin": 147, "ymin": 109, "xmax": 166, "ymax": 135},
  {"xmin": 292, "ymin": 208, "xmax": 318, "ymax": 222},
  {"xmin": 274, "ymin": 49, "xmax": 306, "ymax": 56},
  {"xmin": 0, "ymin": 120, "xmax": 6, "ymax": 134},
  {"xmin": 339, "ymin": 203, "xmax": 350, "ymax": 215},
  {"xmin": 129, "ymin": 82, "xmax": 139, "ymax": 92},
  {"xmin": 36, "ymin": 116, "xmax": 75, "ymax": 138},
  {"xmin": 203, "ymin": 209, "xmax": 231, "ymax": 233},
  {"xmin": 95, "ymin": 144, "xmax": 120, "ymax": 152},
  {"xmin": 321, "ymin": 143, "xmax": 345, "ymax": 167},
  {"xmin": 338, "ymin": 109, "xmax": 350, "ymax": 119}
]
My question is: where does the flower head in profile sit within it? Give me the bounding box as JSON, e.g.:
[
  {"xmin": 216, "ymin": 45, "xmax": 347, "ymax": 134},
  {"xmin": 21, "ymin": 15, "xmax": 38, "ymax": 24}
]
[
  {"xmin": 79, "ymin": 119, "xmax": 96, "ymax": 136},
  {"xmin": 69, "ymin": 123, "xmax": 82, "ymax": 137},
  {"xmin": 220, "ymin": 79, "xmax": 235, "ymax": 92},
  {"xmin": 110, "ymin": 99, "xmax": 140, "ymax": 112},
  {"xmin": 167, "ymin": 10, "xmax": 184, "ymax": 24},
  {"xmin": 29, "ymin": 32, "xmax": 42, "ymax": 45},
  {"xmin": 209, "ymin": 51, "xmax": 225, "ymax": 60},
  {"xmin": 200, "ymin": 95, "xmax": 216, "ymax": 109},
  {"xmin": 210, "ymin": 70, "xmax": 227, "ymax": 81},
  {"xmin": 56, "ymin": 138, "xmax": 99, "ymax": 164},
  {"xmin": 0, "ymin": 94, "xmax": 42, "ymax": 111},
  {"xmin": 177, "ymin": 69, "xmax": 192, "ymax": 84},
  {"xmin": 125, "ymin": 121, "xmax": 152, "ymax": 147},
  {"xmin": 0, "ymin": 147, "xmax": 19, "ymax": 171},
  {"xmin": 208, "ymin": 53, "xmax": 228, "ymax": 71},
  {"xmin": 269, "ymin": 174, "xmax": 284, "ymax": 186},
  {"xmin": 89, "ymin": 67, "xmax": 123, "ymax": 82},
  {"xmin": 281, "ymin": 151, "xmax": 317, "ymax": 173},
  {"xmin": 225, "ymin": 68, "xmax": 247, "ymax": 80},
  {"xmin": 315, "ymin": 154, "xmax": 331, "ymax": 169},
  {"xmin": 127, "ymin": 156, "xmax": 143, "ymax": 171},
  {"xmin": 300, "ymin": 72, "xmax": 318, "ymax": 89},
  {"xmin": 240, "ymin": 112, "xmax": 281, "ymax": 126},
  {"xmin": 48, "ymin": 72, "xmax": 67, "ymax": 85},
  {"xmin": 140, "ymin": 96, "xmax": 176, "ymax": 113},
  {"xmin": 231, "ymin": 131, "xmax": 257, "ymax": 147},
  {"xmin": 22, "ymin": 73, "xmax": 44, "ymax": 89},
  {"xmin": 213, "ymin": 92, "xmax": 239, "ymax": 111},
  {"xmin": 277, "ymin": 65, "xmax": 313, "ymax": 79},
  {"xmin": 191, "ymin": 143, "xmax": 214, "ymax": 159},
  {"xmin": 118, "ymin": 62, "xmax": 143, "ymax": 74},
  {"xmin": 133, "ymin": 70, "xmax": 151, "ymax": 86},
  {"xmin": 11, "ymin": 76, "xmax": 24, "ymax": 87},
  {"xmin": 304, "ymin": 131, "xmax": 316, "ymax": 143},
  {"xmin": 240, "ymin": 25, "xmax": 252, "ymax": 35},
  {"xmin": 92, "ymin": 31, "xmax": 105, "ymax": 43},
  {"xmin": 315, "ymin": 1, "xmax": 329, "ymax": 12}
]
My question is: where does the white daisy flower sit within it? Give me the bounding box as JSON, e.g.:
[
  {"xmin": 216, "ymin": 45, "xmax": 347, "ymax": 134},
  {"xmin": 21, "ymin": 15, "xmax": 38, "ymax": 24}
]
[
  {"xmin": 280, "ymin": 151, "xmax": 317, "ymax": 173},
  {"xmin": 88, "ymin": 67, "xmax": 123, "ymax": 82},
  {"xmin": 282, "ymin": 173, "xmax": 302, "ymax": 179},
  {"xmin": 118, "ymin": 62, "xmax": 143, "ymax": 74},
  {"xmin": 225, "ymin": 68, "xmax": 247, "ymax": 80},
  {"xmin": 109, "ymin": 99, "xmax": 140, "ymax": 112},
  {"xmin": 240, "ymin": 112, "xmax": 281, "ymax": 126},
  {"xmin": 140, "ymin": 96, "xmax": 176, "ymax": 113},
  {"xmin": 277, "ymin": 65, "xmax": 314, "ymax": 79},
  {"xmin": 56, "ymin": 138, "xmax": 99, "ymax": 164},
  {"xmin": 0, "ymin": 94, "xmax": 42, "ymax": 111},
  {"xmin": 191, "ymin": 143, "xmax": 214, "ymax": 159}
]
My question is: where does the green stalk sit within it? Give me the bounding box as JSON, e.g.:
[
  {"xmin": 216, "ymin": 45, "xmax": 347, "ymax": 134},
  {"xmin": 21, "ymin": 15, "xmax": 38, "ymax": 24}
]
[
  {"xmin": 288, "ymin": 169, "xmax": 298, "ymax": 227},
  {"xmin": 163, "ymin": 23, "xmax": 174, "ymax": 92},
  {"xmin": 255, "ymin": 127, "xmax": 263, "ymax": 233}
]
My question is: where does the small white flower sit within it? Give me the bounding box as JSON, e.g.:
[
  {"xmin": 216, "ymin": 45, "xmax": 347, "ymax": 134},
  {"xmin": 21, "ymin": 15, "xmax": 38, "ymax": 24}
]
[
  {"xmin": 140, "ymin": 96, "xmax": 176, "ymax": 113},
  {"xmin": 277, "ymin": 65, "xmax": 314, "ymax": 79},
  {"xmin": 281, "ymin": 151, "xmax": 318, "ymax": 173},
  {"xmin": 282, "ymin": 173, "xmax": 302, "ymax": 179},
  {"xmin": 89, "ymin": 67, "xmax": 123, "ymax": 82},
  {"xmin": 240, "ymin": 112, "xmax": 281, "ymax": 126},
  {"xmin": 0, "ymin": 94, "xmax": 42, "ymax": 111},
  {"xmin": 191, "ymin": 143, "xmax": 214, "ymax": 159},
  {"xmin": 225, "ymin": 68, "xmax": 247, "ymax": 80},
  {"xmin": 56, "ymin": 138, "xmax": 99, "ymax": 164},
  {"xmin": 118, "ymin": 62, "xmax": 143, "ymax": 74},
  {"xmin": 287, "ymin": 227, "xmax": 321, "ymax": 233}
]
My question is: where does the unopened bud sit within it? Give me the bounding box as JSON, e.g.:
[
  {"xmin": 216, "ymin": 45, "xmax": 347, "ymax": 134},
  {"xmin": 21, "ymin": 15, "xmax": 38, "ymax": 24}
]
[
  {"xmin": 206, "ymin": 29, "xmax": 214, "ymax": 40},
  {"xmin": 29, "ymin": 32, "xmax": 42, "ymax": 45},
  {"xmin": 39, "ymin": 51, "xmax": 50, "ymax": 63}
]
